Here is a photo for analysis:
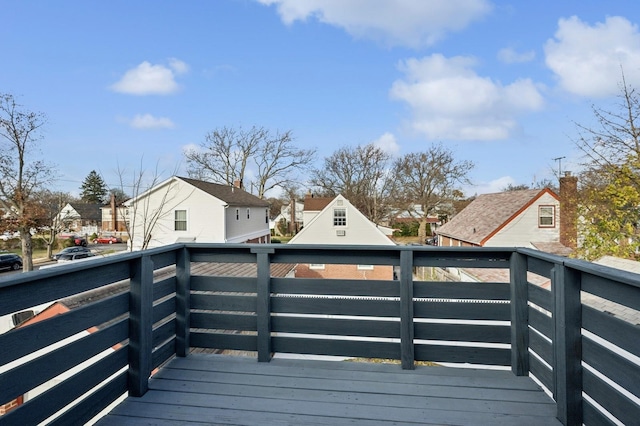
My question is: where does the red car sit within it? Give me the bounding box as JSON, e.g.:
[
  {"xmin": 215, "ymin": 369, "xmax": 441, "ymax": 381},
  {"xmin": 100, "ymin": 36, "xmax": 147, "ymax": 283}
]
[{"xmin": 94, "ymin": 236, "xmax": 122, "ymax": 244}]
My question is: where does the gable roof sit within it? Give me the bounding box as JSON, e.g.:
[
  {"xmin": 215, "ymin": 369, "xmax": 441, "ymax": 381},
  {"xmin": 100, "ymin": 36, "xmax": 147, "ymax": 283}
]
[
  {"xmin": 67, "ymin": 203, "xmax": 102, "ymax": 220},
  {"xmin": 303, "ymin": 196, "xmax": 333, "ymax": 212},
  {"xmin": 126, "ymin": 176, "xmax": 269, "ymax": 208},
  {"xmin": 435, "ymin": 189, "xmax": 558, "ymax": 245},
  {"xmin": 290, "ymin": 194, "xmax": 395, "ymax": 245},
  {"xmin": 178, "ymin": 177, "xmax": 269, "ymax": 207}
]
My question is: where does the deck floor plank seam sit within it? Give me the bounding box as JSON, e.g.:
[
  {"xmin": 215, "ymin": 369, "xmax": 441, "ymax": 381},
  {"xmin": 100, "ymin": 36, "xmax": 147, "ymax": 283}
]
[{"xmin": 96, "ymin": 355, "xmax": 561, "ymax": 426}]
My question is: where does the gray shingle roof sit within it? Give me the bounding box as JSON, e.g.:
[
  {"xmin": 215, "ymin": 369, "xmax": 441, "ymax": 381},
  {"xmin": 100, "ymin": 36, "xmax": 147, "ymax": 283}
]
[
  {"xmin": 178, "ymin": 177, "xmax": 269, "ymax": 207},
  {"xmin": 435, "ymin": 189, "xmax": 557, "ymax": 245},
  {"xmin": 69, "ymin": 203, "xmax": 102, "ymax": 221}
]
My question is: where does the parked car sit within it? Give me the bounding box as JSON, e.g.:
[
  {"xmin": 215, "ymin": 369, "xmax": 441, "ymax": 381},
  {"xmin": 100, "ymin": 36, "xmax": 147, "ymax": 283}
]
[
  {"xmin": 0, "ymin": 254, "xmax": 23, "ymax": 271},
  {"xmin": 53, "ymin": 246, "xmax": 92, "ymax": 260},
  {"xmin": 73, "ymin": 236, "xmax": 88, "ymax": 246},
  {"xmin": 93, "ymin": 236, "xmax": 122, "ymax": 244},
  {"xmin": 56, "ymin": 252, "xmax": 96, "ymax": 263}
]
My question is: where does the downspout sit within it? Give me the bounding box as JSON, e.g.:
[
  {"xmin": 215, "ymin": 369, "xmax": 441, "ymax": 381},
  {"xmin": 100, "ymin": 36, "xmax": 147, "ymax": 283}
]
[{"xmin": 223, "ymin": 204, "xmax": 229, "ymax": 242}]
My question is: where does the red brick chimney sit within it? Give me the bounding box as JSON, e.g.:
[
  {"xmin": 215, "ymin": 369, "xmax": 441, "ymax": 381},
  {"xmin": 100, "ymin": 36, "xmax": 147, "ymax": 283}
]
[
  {"xmin": 233, "ymin": 179, "xmax": 243, "ymax": 189},
  {"xmin": 559, "ymin": 172, "xmax": 578, "ymax": 249}
]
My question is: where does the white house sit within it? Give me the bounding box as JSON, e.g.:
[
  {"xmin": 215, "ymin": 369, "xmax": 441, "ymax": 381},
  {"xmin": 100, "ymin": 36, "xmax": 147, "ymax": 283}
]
[
  {"xmin": 125, "ymin": 176, "xmax": 270, "ymax": 250},
  {"xmin": 435, "ymin": 188, "xmax": 570, "ymax": 253},
  {"xmin": 289, "ymin": 194, "xmax": 395, "ymax": 279}
]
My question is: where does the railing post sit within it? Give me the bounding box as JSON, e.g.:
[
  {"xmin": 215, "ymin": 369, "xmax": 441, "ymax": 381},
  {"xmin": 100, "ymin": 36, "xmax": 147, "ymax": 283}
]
[
  {"xmin": 129, "ymin": 254, "xmax": 154, "ymax": 397},
  {"xmin": 176, "ymin": 247, "xmax": 191, "ymax": 357},
  {"xmin": 252, "ymin": 247, "xmax": 275, "ymax": 362},
  {"xmin": 552, "ymin": 264, "xmax": 582, "ymax": 426},
  {"xmin": 510, "ymin": 251, "xmax": 529, "ymax": 376},
  {"xmin": 400, "ymin": 249, "xmax": 415, "ymax": 370}
]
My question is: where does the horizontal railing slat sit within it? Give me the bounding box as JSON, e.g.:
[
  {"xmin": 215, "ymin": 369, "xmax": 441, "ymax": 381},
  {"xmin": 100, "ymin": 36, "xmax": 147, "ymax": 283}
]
[
  {"xmin": 0, "ymin": 318, "xmax": 128, "ymax": 404},
  {"xmin": 153, "ymin": 276, "xmax": 176, "ymax": 301},
  {"xmin": 414, "ymin": 344, "xmax": 510, "ymax": 366},
  {"xmin": 152, "ymin": 337, "xmax": 177, "ymax": 370},
  {"xmin": 190, "ymin": 275, "xmax": 256, "ymax": 293},
  {"xmin": 413, "ymin": 281, "xmax": 510, "ymax": 300},
  {"xmin": 414, "ymin": 301, "xmax": 510, "ymax": 321},
  {"xmin": 153, "ymin": 296, "xmax": 176, "ymax": 324},
  {"xmin": 271, "ymin": 278, "xmax": 398, "ymax": 297},
  {"xmin": 272, "ymin": 336, "xmax": 400, "ymax": 360},
  {"xmin": 583, "ymin": 399, "xmax": 618, "ymax": 426},
  {"xmin": 582, "ymin": 305, "xmax": 640, "ymax": 358},
  {"xmin": 47, "ymin": 370, "xmax": 128, "ymax": 426},
  {"xmin": 191, "ymin": 293, "xmax": 256, "ymax": 312},
  {"xmin": 272, "ymin": 296, "xmax": 399, "ymax": 317},
  {"xmin": 529, "ymin": 352, "xmax": 553, "ymax": 394},
  {"xmin": 190, "ymin": 331, "xmax": 257, "ymax": 351},
  {"xmin": 0, "ymin": 291, "xmax": 129, "ymax": 366},
  {"xmin": 153, "ymin": 318, "xmax": 177, "ymax": 349},
  {"xmin": 2, "ymin": 348, "xmax": 128, "ymax": 426},
  {"xmin": 528, "ymin": 283, "xmax": 552, "ymax": 312},
  {"xmin": 528, "ymin": 328, "xmax": 553, "ymax": 366},
  {"xmin": 582, "ymin": 272, "xmax": 640, "ymax": 312},
  {"xmin": 191, "ymin": 312, "xmax": 257, "ymax": 331},
  {"xmin": 0, "ymin": 260, "xmax": 131, "ymax": 316},
  {"xmin": 583, "ymin": 367, "xmax": 638, "ymax": 426},
  {"xmin": 528, "ymin": 306, "xmax": 553, "ymax": 340},
  {"xmin": 582, "ymin": 336, "xmax": 640, "ymax": 399},
  {"xmin": 272, "ymin": 316, "xmax": 400, "ymax": 339},
  {"xmin": 414, "ymin": 322, "xmax": 510, "ymax": 343}
]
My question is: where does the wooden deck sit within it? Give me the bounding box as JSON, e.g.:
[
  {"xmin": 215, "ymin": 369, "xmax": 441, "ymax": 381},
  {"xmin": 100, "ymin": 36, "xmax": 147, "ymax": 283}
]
[{"xmin": 96, "ymin": 354, "xmax": 561, "ymax": 425}]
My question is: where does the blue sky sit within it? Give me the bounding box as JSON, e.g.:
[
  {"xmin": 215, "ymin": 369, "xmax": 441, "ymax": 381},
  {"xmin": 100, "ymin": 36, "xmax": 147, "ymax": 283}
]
[{"xmin": 3, "ymin": 0, "xmax": 640, "ymax": 198}]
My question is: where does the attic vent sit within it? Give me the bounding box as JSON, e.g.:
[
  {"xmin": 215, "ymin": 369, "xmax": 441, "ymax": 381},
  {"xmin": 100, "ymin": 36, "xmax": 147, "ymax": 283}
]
[
  {"xmin": 336, "ymin": 229, "xmax": 346, "ymax": 236},
  {"xmin": 337, "ymin": 199, "xmax": 343, "ymax": 206}
]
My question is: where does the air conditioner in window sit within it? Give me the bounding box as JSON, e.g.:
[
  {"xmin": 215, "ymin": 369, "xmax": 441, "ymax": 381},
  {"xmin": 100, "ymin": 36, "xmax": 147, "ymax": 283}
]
[{"xmin": 336, "ymin": 229, "xmax": 346, "ymax": 236}]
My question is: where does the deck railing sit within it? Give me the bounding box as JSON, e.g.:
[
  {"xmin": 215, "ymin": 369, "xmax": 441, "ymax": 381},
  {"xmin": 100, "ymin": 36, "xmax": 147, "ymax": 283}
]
[{"xmin": 0, "ymin": 244, "xmax": 638, "ymax": 425}]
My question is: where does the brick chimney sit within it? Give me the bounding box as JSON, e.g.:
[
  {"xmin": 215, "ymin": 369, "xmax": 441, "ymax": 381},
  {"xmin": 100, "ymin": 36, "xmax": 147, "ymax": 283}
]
[
  {"xmin": 232, "ymin": 179, "xmax": 243, "ymax": 189},
  {"xmin": 559, "ymin": 171, "xmax": 578, "ymax": 249},
  {"xmin": 110, "ymin": 193, "xmax": 116, "ymax": 232}
]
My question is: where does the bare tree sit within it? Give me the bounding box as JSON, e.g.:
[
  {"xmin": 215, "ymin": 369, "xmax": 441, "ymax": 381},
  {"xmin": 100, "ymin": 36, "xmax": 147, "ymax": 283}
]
[
  {"xmin": 185, "ymin": 126, "xmax": 315, "ymax": 198},
  {"xmin": 253, "ymin": 130, "xmax": 316, "ymax": 198},
  {"xmin": 184, "ymin": 126, "xmax": 264, "ymax": 189},
  {"xmin": 391, "ymin": 144, "xmax": 473, "ymax": 240},
  {"xmin": 0, "ymin": 94, "xmax": 56, "ymax": 271},
  {"xmin": 311, "ymin": 144, "xmax": 392, "ymax": 223}
]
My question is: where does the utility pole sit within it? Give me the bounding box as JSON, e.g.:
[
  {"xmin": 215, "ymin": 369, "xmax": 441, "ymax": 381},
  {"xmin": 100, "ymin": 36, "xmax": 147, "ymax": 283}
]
[{"xmin": 553, "ymin": 156, "xmax": 566, "ymax": 178}]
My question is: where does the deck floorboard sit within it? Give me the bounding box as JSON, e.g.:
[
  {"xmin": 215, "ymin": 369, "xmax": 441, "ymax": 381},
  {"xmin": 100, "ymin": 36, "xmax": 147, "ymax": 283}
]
[{"xmin": 96, "ymin": 354, "xmax": 561, "ymax": 426}]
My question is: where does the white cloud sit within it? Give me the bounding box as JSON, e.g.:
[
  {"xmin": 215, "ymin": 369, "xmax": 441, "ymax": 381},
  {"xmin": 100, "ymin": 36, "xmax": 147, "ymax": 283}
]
[
  {"xmin": 129, "ymin": 114, "xmax": 175, "ymax": 129},
  {"xmin": 497, "ymin": 47, "xmax": 535, "ymax": 64},
  {"xmin": 110, "ymin": 59, "xmax": 188, "ymax": 95},
  {"xmin": 544, "ymin": 16, "xmax": 640, "ymax": 97},
  {"xmin": 372, "ymin": 132, "xmax": 400, "ymax": 156},
  {"xmin": 256, "ymin": 0, "xmax": 492, "ymax": 48},
  {"xmin": 390, "ymin": 54, "xmax": 544, "ymax": 140},
  {"xmin": 465, "ymin": 176, "xmax": 515, "ymax": 196}
]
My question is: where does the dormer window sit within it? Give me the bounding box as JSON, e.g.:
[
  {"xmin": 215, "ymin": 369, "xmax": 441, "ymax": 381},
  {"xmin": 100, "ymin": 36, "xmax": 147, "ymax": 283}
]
[{"xmin": 333, "ymin": 208, "xmax": 346, "ymax": 226}]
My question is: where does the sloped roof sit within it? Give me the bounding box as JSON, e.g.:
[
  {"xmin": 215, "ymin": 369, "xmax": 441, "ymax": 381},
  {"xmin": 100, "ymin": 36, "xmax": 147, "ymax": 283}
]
[
  {"xmin": 435, "ymin": 189, "xmax": 558, "ymax": 245},
  {"xmin": 69, "ymin": 203, "xmax": 102, "ymax": 220},
  {"xmin": 303, "ymin": 196, "xmax": 333, "ymax": 211},
  {"xmin": 178, "ymin": 177, "xmax": 269, "ymax": 207}
]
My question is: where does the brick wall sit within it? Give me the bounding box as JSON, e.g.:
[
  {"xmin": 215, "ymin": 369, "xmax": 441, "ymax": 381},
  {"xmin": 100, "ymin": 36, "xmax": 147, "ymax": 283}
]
[{"xmin": 295, "ymin": 263, "xmax": 394, "ymax": 280}]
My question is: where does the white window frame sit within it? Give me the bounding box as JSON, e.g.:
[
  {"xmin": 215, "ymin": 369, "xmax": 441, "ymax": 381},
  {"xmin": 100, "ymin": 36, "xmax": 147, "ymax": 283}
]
[
  {"xmin": 357, "ymin": 265, "xmax": 374, "ymax": 270},
  {"xmin": 174, "ymin": 209, "xmax": 187, "ymax": 231},
  {"xmin": 539, "ymin": 205, "xmax": 555, "ymax": 228},
  {"xmin": 333, "ymin": 208, "xmax": 346, "ymax": 227}
]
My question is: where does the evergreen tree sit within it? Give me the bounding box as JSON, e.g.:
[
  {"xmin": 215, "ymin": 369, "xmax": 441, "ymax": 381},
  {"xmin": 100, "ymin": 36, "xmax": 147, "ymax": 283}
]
[{"xmin": 80, "ymin": 170, "xmax": 108, "ymax": 203}]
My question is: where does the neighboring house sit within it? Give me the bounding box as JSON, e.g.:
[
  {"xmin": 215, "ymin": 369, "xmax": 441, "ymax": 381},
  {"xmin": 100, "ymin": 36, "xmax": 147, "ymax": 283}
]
[
  {"xmin": 125, "ymin": 176, "xmax": 271, "ymax": 250},
  {"xmin": 57, "ymin": 203, "xmax": 102, "ymax": 235},
  {"xmin": 271, "ymin": 200, "xmax": 304, "ymax": 236},
  {"xmin": 301, "ymin": 192, "xmax": 334, "ymax": 228},
  {"xmin": 289, "ymin": 194, "xmax": 395, "ymax": 279},
  {"xmin": 435, "ymin": 187, "xmax": 571, "ymax": 255},
  {"xmin": 100, "ymin": 193, "xmax": 129, "ymax": 232}
]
